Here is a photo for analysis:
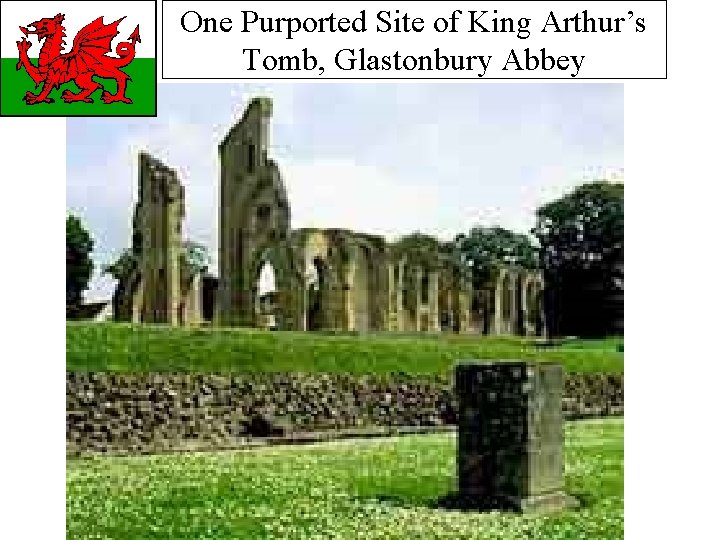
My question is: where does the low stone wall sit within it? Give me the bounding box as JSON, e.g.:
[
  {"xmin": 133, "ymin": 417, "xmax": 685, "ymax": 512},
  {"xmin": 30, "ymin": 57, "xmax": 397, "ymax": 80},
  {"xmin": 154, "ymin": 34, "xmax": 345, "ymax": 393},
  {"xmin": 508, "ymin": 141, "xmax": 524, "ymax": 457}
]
[{"xmin": 66, "ymin": 371, "xmax": 623, "ymax": 456}]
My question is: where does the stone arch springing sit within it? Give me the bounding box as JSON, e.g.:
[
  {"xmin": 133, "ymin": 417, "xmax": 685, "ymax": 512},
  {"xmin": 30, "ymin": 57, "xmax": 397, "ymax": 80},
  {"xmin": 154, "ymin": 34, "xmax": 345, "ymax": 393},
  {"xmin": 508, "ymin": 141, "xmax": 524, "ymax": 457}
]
[{"xmin": 248, "ymin": 243, "xmax": 303, "ymax": 330}]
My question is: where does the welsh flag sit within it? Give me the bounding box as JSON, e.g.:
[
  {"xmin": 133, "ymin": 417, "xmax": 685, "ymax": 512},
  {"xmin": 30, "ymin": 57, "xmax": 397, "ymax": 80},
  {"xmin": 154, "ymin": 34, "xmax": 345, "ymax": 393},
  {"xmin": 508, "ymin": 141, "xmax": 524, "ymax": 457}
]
[{"xmin": 0, "ymin": 0, "xmax": 157, "ymax": 117}]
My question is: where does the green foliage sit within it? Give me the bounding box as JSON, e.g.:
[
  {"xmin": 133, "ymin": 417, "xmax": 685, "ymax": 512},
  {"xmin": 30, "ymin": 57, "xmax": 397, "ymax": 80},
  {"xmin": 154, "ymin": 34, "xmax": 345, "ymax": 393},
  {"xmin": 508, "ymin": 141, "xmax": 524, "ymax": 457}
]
[
  {"xmin": 103, "ymin": 248, "xmax": 136, "ymax": 281},
  {"xmin": 534, "ymin": 181, "xmax": 623, "ymax": 272},
  {"xmin": 454, "ymin": 226, "xmax": 537, "ymax": 288},
  {"xmin": 104, "ymin": 241, "xmax": 211, "ymax": 281},
  {"xmin": 66, "ymin": 322, "xmax": 623, "ymax": 374},
  {"xmin": 67, "ymin": 418, "xmax": 624, "ymax": 539},
  {"xmin": 393, "ymin": 233, "xmax": 443, "ymax": 268},
  {"xmin": 66, "ymin": 215, "xmax": 94, "ymax": 316},
  {"xmin": 182, "ymin": 240, "xmax": 211, "ymax": 276},
  {"xmin": 534, "ymin": 181, "xmax": 624, "ymax": 337}
]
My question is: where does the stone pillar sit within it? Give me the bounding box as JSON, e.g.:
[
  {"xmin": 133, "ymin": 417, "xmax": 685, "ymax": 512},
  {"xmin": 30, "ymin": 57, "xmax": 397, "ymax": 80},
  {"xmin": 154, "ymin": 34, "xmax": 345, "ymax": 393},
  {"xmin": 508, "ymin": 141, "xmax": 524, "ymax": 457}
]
[
  {"xmin": 396, "ymin": 262, "xmax": 405, "ymax": 331},
  {"xmin": 518, "ymin": 275, "xmax": 530, "ymax": 336},
  {"xmin": 457, "ymin": 285, "xmax": 471, "ymax": 333},
  {"xmin": 429, "ymin": 271, "xmax": 440, "ymax": 332},
  {"xmin": 344, "ymin": 260, "xmax": 355, "ymax": 331},
  {"xmin": 137, "ymin": 152, "xmax": 184, "ymax": 325},
  {"xmin": 538, "ymin": 288, "xmax": 548, "ymax": 338},
  {"xmin": 387, "ymin": 263, "xmax": 397, "ymax": 331},
  {"xmin": 130, "ymin": 279, "xmax": 143, "ymax": 323},
  {"xmin": 218, "ymin": 97, "xmax": 278, "ymax": 327},
  {"xmin": 182, "ymin": 273, "xmax": 203, "ymax": 325},
  {"xmin": 455, "ymin": 361, "xmax": 576, "ymax": 512},
  {"xmin": 414, "ymin": 266, "xmax": 423, "ymax": 332},
  {"xmin": 491, "ymin": 276, "xmax": 504, "ymax": 335}
]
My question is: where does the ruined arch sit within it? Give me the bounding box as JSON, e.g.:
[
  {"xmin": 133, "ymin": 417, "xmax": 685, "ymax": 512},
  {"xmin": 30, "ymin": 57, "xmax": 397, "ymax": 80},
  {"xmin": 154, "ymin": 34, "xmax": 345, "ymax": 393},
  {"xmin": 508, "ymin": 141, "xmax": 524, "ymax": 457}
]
[
  {"xmin": 218, "ymin": 97, "xmax": 296, "ymax": 327},
  {"xmin": 248, "ymin": 242, "xmax": 303, "ymax": 330},
  {"xmin": 116, "ymin": 97, "xmax": 541, "ymax": 338},
  {"xmin": 255, "ymin": 260, "xmax": 278, "ymax": 329}
]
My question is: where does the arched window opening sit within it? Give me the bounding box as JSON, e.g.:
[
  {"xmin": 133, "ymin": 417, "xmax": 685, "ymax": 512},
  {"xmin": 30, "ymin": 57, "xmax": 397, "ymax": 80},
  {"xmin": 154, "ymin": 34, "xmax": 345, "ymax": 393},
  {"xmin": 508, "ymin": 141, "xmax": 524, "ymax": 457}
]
[{"xmin": 255, "ymin": 261, "xmax": 277, "ymax": 329}]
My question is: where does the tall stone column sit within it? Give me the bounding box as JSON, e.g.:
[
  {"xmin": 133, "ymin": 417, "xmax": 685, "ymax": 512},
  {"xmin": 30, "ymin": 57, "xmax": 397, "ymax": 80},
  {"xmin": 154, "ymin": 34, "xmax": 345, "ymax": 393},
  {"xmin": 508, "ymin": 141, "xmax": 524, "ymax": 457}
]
[
  {"xmin": 414, "ymin": 266, "xmax": 423, "ymax": 332},
  {"xmin": 182, "ymin": 273, "xmax": 203, "ymax": 325},
  {"xmin": 492, "ymin": 271, "xmax": 517, "ymax": 335},
  {"xmin": 131, "ymin": 279, "xmax": 143, "ymax": 323},
  {"xmin": 218, "ymin": 97, "xmax": 280, "ymax": 328},
  {"xmin": 137, "ymin": 152, "xmax": 184, "ymax": 325},
  {"xmin": 456, "ymin": 284, "xmax": 471, "ymax": 333},
  {"xmin": 429, "ymin": 271, "xmax": 441, "ymax": 331},
  {"xmin": 375, "ymin": 254, "xmax": 390, "ymax": 332},
  {"xmin": 396, "ymin": 262, "xmax": 405, "ymax": 331}
]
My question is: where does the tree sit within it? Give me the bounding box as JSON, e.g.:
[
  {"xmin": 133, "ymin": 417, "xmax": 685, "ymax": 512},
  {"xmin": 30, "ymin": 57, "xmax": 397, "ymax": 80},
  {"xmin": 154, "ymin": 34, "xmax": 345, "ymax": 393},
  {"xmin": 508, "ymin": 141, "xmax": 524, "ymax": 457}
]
[
  {"xmin": 394, "ymin": 233, "xmax": 443, "ymax": 267},
  {"xmin": 66, "ymin": 215, "xmax": 94, "ymax": 317},
  {"xmin": 454, "ymin": 226, "xmax": 537, "ymax": 290},
  {"xmin": 103, "ymin": 248, "xmax": 136, "ymax": 282},
  {"xmin": 533, "ymin": 181, "xmax": 623, "ymax": 337},
  {"xmin": 182, "ymin": 240, "xmax": 210, "ymax": 276}
]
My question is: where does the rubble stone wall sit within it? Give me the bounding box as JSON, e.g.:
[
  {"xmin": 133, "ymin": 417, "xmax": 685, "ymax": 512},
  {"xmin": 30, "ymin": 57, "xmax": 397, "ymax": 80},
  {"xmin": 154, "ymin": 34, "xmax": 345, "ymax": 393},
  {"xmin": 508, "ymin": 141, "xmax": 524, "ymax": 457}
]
[{"xmin": 66, "ymin": 371, "xmax": 623, "ymax": 456}]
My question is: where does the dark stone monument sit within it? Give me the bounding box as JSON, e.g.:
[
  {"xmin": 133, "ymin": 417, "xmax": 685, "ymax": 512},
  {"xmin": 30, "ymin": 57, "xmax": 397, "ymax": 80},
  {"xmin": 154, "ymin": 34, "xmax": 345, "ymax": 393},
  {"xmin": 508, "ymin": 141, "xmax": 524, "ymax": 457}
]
[{"xmin": 455, "ymin": 361, "xmax": 577, "ymax": 512}]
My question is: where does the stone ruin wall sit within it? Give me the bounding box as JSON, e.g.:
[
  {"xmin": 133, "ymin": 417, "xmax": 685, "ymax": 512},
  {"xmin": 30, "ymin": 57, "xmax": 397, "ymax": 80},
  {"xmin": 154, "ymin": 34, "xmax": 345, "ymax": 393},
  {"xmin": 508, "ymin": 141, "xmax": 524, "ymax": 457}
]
[
  {"xmin": 113, "ymin": 97, "xmax": 546, "ymax": 336},
  {"xmin": 113, "ymin": 153, "xmax": 203, "ymax": 326},
  {"xmin": 66, "ymin": 370, "xmax": 623, "ymax": 456}
]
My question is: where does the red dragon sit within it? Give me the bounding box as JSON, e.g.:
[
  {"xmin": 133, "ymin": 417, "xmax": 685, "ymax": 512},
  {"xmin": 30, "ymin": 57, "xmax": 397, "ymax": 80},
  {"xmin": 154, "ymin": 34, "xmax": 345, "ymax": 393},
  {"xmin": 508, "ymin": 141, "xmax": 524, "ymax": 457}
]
[{"xmin": 16, "ymin": 13, "xmax": 140, "ymax": 105}]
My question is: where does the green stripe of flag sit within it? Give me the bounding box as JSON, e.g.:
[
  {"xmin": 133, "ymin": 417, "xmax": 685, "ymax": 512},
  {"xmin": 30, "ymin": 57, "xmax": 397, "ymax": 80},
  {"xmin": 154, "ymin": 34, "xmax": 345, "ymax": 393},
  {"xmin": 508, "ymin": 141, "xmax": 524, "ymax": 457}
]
[{"xmin": 1, "ymin": 58, "xmax": 156, "ymax": 116}]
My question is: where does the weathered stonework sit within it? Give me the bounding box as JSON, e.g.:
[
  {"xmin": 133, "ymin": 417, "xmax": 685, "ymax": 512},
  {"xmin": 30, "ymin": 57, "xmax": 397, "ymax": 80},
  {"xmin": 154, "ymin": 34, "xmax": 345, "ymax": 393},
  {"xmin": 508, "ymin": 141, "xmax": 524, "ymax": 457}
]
[
  {"xmin": 114, "ymin": 97, "xmax": 547, "ymax": 335},
  {"xmin": 66, "ymin": 370, "xmax": 622, "ymax": 456},
  {"xmin": 217, "ymin": 97, "xmax": 305, "ymax": 329},
  {"xmin": 456, "ymin": 362, "xmax": 577, "ymax": 512},
  {"xmin": 113, "ymin": 153, "xmax": 206, "ymax": 325}
]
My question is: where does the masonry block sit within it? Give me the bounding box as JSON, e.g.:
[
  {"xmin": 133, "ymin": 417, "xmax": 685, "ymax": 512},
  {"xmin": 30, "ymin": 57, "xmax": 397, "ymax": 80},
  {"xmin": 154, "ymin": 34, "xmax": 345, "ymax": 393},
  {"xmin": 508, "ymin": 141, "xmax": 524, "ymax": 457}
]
[{"xmin": 455, "ymin": 361, "xmax": 577, "ymax": 512}]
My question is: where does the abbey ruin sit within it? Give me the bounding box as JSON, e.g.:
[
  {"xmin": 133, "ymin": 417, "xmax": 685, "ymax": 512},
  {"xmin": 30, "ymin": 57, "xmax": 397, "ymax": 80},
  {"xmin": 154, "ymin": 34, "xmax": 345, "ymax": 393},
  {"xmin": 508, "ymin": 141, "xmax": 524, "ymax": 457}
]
[{"xmin": 114, "ymin": 97, "xmax": 546, "ymax": 336}]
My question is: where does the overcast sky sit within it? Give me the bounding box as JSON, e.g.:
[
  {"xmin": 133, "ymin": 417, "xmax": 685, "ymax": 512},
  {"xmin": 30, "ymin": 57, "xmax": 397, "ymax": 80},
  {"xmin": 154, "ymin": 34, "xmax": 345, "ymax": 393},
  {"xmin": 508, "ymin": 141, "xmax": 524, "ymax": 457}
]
[{"xmin": 67, "ymin": 82, "xmax": 623, "ymax": 301}]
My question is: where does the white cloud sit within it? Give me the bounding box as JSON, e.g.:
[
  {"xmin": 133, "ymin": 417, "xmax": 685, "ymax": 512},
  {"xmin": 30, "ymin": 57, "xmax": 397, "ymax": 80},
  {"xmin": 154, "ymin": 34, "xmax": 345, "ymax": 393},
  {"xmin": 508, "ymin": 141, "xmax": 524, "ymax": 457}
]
[{"xmin": 282, "ymin": 157, "xmax": 441, "ymax": 240}]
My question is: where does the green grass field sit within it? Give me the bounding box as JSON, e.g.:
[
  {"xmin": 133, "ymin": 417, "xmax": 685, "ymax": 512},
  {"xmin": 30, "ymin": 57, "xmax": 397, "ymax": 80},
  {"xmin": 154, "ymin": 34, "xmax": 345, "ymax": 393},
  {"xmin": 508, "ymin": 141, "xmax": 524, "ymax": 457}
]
[
  {"xmin": 66, "ymin": 322, "xmax": 623, "ymax": 374},
  {"xmin": 0, "ymin": 58, "xmax": 156, "ymax": 116},
  {"xmin": 67, "ymin": 417, "xmax": 623, "ymax": 539}
]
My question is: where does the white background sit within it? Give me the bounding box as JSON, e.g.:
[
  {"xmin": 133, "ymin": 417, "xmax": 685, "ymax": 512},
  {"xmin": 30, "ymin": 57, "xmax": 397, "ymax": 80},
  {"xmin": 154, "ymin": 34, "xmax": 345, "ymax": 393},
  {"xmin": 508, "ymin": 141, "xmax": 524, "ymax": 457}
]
[
  {"xmin": 0, "ymin": 0, "xmax": 156, "ymax": 57},
  {"xmin": 1, "ymin": 1, "xmax": 719, "ymax": 539},
  {"xmin": 162, "ymin": 1, "xmax": 666, "ymax": 79}
]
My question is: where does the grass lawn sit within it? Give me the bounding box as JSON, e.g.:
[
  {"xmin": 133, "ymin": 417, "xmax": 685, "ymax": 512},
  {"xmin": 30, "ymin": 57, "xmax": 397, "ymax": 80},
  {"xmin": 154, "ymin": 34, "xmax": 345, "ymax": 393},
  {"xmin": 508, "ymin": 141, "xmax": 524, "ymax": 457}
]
[
  {"xmin": 66, "ymin": 322, "xmax": 623, "ymax": 374},
  {"xmin": 67, "ymin": 417, "xmax": 623, "ymax": 539}
]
